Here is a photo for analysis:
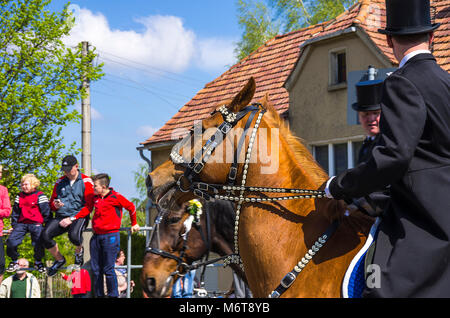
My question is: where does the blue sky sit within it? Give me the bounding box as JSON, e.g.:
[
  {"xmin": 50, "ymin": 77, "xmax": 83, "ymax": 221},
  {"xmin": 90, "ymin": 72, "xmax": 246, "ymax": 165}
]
[{"xmin": 48, "ymin": 0, "xmax": 242, "ymax": 200}]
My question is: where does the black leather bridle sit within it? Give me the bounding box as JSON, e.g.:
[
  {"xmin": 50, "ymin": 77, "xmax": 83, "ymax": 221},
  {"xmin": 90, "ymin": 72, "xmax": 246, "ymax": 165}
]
[{"xmin": 170, "ymin": 103, "xmax": 265, "ymax": 200}]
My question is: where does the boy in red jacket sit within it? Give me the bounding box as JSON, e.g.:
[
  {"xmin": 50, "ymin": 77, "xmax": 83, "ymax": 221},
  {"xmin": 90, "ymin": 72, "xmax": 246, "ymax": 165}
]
[
  {"xmin": 6, "ymin": 174, "xmax": 50, "ymax": 274},
  {"xmin": 61, "ymin": 265, "xmax": 91, "ymax": 298},
  {"xmin": 66, "ymin": 173, "xmax": 139, "ymax": 297}
]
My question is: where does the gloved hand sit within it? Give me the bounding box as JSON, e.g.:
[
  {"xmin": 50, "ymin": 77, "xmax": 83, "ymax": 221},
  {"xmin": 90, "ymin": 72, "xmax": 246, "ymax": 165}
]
[{"xmin": 315, "ymin": 181, "xmax": 349, "ymax": 222}]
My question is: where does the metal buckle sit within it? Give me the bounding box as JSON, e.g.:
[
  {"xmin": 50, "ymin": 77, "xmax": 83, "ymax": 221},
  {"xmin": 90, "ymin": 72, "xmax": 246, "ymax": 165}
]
[
  {"xmin": 280, "ymin": 272, "xmax": 297, "ymax": 289},
  {"xmin": 219, "ymin": 122, "xmax": 232, "ymax": 134},
  {"xmin": 269, "ymin": 290, "xmax": 280, "ymax": 298},
  {"xmin": 177, "ymin": 175, "xmax": 191, "ymax": 193},
  {"xmin": 228, "ymin": 166, "xmax": 238, "ymax": 180},
  {"xmin": 197, "ymin": 182, "xmax": 209, "ymax": 191},
  {"xmin": 193, "ymin": 162, "xmax": 204, "ymax": 174},
  {"xmin": 193, "ymin": 189, "xmax": 211, "ymax": 201}
]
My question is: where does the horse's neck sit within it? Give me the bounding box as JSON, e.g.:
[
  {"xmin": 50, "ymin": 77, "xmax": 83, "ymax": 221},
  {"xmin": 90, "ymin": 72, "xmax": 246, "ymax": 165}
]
[
  {"xmin": 239, "ymin": 137, "xmax": 334, "ymax": 296},
  {"xmin": 250, "ymin": 137, "xmax": 326, "ymax": 214}
]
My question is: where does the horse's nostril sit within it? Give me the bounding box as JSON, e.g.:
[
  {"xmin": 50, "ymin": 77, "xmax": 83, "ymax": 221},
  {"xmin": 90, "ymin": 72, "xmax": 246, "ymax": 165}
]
[{"xmin": 146, "ymin": 277, "xmax": 156, "ymax": 293}]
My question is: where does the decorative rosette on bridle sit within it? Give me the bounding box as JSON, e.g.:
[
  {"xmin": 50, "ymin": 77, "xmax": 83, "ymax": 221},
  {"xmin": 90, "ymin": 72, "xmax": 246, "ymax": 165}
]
[{"xmin": 182, "ymin": 199, "xmax": 203, "ymax": 239}]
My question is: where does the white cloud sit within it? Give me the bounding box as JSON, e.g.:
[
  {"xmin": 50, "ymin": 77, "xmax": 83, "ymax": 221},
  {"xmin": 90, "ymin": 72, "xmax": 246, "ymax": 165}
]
[
  {"xmin": 196, "ymin": 38, "xmax": 237, "ymax": 71},
  {"xmin": 136, "ymin": 125, "xmax": 160, "ymax": 138},
  {"xmin": 63, "ymin": 5, "xmax": 236, "ymax": 74}
]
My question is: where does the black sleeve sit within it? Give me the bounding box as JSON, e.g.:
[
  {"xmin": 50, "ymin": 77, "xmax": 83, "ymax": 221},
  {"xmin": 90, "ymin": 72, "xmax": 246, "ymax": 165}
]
[
  {"xmin": 38, "ymin": 193, "xmax": 51, "ymax": 223},
  {"xmin": 11, "ymin": 195, "xmax": 20, "ymax": 227}
]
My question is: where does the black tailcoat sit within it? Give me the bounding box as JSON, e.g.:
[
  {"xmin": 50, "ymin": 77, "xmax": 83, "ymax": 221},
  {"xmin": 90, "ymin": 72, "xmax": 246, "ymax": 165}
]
[
  {"xmin": 358, "ymin": 135, "xmax": 391, "ymax": 216},
  {"xmin": 330, "ymin": 53, "xmax": 450, "ymax": 297},
  {"xmin": 358, "ymin": 135, "xmax": 380, "ymax": 164}
]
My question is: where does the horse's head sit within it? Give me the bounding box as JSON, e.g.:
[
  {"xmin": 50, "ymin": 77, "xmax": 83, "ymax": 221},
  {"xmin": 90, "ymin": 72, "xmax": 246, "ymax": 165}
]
[
  {"xmin": 141, "ymin": 200, "xmax": 211, "ymax": 298},
  {"xmin": 148, "ymin": 76, "xmax": 277, "ymax": 211}
]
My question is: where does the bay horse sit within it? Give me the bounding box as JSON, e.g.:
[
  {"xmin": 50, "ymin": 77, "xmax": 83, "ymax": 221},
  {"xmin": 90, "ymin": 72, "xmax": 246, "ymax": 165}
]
[
  {"xmin": 147, "ymin": 77, "xmax": 374, "ymax": 297},
  {"xmin": 141, "ymin": 199, "xmax": 246, "ymax": 298}
]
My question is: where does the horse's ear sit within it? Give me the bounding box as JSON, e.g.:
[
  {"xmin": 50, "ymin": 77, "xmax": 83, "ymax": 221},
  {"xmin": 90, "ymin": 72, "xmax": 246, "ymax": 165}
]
[
  {"xmin": 229, "ymin": 77, "xmax": 256, "ymax": 112},
  {"xmin": 259, "ymin": 92, "xmax": 270, "ymax": 111}
]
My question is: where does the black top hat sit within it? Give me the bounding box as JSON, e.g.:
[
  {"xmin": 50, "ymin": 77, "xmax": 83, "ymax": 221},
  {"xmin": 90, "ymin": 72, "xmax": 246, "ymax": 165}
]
[
  {"xmin": 352, "ymin": 80, "xmax": 383, "ymax": 112},
  {"xmin": 61, "ymin": 155, "xmax": 78, "ymax": 172},
  {"xmin": 378, "ymin": 0, "xmax": 440, "ymax": 35}
]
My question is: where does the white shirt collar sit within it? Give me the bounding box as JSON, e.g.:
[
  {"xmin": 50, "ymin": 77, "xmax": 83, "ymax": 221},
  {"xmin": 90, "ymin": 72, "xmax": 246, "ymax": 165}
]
[{"xmin": 399, "ymin": 50, "xmax": 431, "ymax": 68}]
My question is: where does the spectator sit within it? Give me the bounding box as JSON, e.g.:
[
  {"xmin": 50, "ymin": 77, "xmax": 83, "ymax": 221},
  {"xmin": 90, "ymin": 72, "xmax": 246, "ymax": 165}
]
[
  {"xmin": 6, "ymin": 174, "xmax": 50, "ymax": 274},
  {"xmin": 61, "ymin": 265, "xmax": 91, "ymax": 298},
  {"xmin": 171, "ymin": 270, "xmax": 196, "ymax": 298},
  {"xmin": 0, "ymin": 164, "xmax": 11, "ymax": 284},
  {"xmin": 229, "ymin": 272, "xmax": 253, "ymax": 298},
  {"xmin": 0, "ymin": 258, "xmax": 40, "ymax": 298},
  {"xmin": 42, "ymin": 155, "xmax": 94, "ymax": 276},
  {"xmin": 69, "ymin": 173, "xmax": 139, "ymax": 298},
  {"xmin": 107, "ymin": 250, "xmax": 135, "ymax": 298}
]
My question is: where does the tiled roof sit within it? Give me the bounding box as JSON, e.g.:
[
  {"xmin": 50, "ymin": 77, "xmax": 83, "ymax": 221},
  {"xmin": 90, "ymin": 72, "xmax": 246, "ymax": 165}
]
[
  {"xmin": 142, "ymin": 0, "xmax": 450, "ymax": 146},
  {"xmin": 433, "ymin": 0, "xmax": 450, "ymax": 70}
]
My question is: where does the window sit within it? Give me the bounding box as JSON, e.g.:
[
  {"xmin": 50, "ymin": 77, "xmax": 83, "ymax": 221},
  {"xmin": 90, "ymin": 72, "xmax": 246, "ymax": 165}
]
[
  {"xmin": 334, "ymin": 143, "xmax": 348, "ymax": 175},
  {"xmin": 329, "ymin": 48, "xmax": 347, "ymax": 90},
  {"xmin": 352, "ymin": 141, "xmax": 363, "ymax": 166},
  {"xmin": 312, "ymin": 139, "xmax": 363, "ymax": 176},
  {"xmin": 335, "ymin": 52, "xmax": 347, "ymax": 84},
  {"xmin": 314, "ymin": 145, "xmax": 329, "ymax": 173}
]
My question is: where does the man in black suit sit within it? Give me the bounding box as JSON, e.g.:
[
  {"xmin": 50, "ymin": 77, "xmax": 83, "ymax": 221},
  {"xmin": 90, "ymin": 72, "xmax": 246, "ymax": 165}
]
[
  {"xmin": 353, "ymin": 79, "xmax": 383, "ymax": 164},
  {"xmin": 349, "ymin": 80, "xmax": 390, "ymax": 217},
  {"xmin": 324, "ymin": 0, "xmax": 450, "ymax": 297}
]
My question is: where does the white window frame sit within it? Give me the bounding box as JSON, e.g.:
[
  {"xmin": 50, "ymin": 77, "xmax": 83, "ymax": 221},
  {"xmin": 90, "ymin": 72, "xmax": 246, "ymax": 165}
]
[
  {"xmin": 328, "ymin": 47, "xmax": 347, "ymax": 91},
  {"xmin": 311, "ymin": 136, "xmax": 365, "ymax": 176}
]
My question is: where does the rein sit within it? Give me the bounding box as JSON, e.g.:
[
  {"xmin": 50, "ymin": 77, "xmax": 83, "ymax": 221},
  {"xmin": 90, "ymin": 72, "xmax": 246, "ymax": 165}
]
[{"xmin": 166, "ymin": 102, "xmax": 339, "ymax": 298}]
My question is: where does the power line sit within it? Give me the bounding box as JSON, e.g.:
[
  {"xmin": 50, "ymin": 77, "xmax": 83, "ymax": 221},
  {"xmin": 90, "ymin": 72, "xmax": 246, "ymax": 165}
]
[
  {"xmin": 97, "ymin": 49, "xmax": 205, "ymax": 83},
  {"xmin": 100, "ymin": 78, "xmax": 186, "ymax": 102},
  {"xmin": 100, "ymin": 72, "xmax": 185, "ymax": 110},
  {"xmin": 104, "ymin": 72, "xmax": 192, "ymax": 100},
  {"xmin": 93, "ymin": 80, "xmax": 181, "ymax": 111},
  {"xmin": 98, "ymin": 53, "xmax": 205, "ymax": 88}
]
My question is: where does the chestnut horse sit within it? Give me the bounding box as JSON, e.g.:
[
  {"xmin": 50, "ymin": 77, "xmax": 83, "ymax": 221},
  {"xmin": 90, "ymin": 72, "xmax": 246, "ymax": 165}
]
[
  {"xmin": 148, "ymin": 77, "xmax": 373, "ymax": 297},
  {"xmin": 141, "ymin": 199, "xmax": 246, "ymax": 298}
]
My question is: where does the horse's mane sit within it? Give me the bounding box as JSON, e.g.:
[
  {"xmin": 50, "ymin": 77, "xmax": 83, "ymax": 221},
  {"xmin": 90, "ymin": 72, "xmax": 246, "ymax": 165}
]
[
  {"xmin": 205, "ymin": 199, "xmax": 236, "ymax": 245},
  {"xmin": 261, "ymin": 98, "xmax": 329, "ymax": 185},
  {"xmin": 209, "ymin": 94, "xmax": 328, "ymax": 186}
]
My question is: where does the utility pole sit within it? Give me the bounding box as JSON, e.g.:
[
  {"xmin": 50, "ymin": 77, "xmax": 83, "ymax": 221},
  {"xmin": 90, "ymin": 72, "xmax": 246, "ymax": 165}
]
[
  {"xmin": 81, "ymin": 41, "xmax": 92, "ymax": 266},
  {"xmin": 81, "ymin": 41, "xmax": 92, "ymax": 176}
]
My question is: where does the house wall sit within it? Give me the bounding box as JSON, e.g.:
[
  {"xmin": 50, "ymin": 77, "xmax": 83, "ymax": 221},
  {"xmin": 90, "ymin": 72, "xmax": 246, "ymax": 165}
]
[
  {"xmin": 151, "ymin": 147, "xmax": 172, "ymax": 171},
  {"xmin": 288, "ymin": 32, "xmax": 393, "ymax": 148}
]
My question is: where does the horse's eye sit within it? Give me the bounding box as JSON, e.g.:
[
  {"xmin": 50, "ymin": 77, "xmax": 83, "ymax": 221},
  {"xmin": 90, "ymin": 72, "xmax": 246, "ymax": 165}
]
[{"xmin": 168, "ymin": 217, "xmax": 181, "ymax": 224}]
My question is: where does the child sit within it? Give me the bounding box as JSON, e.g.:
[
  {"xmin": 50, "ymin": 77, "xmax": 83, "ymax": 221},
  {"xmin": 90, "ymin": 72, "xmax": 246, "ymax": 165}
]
[
  {"xmin": 6, "ymin": 174, "xmax": 50, "ymax": 273},
  {"xmin": 61, "ymin": 265, "xmax": 91, "ymax": 298},
  {"xmin": 67, "ymin": 173, "xmax": 139, "ymax": 298}
]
